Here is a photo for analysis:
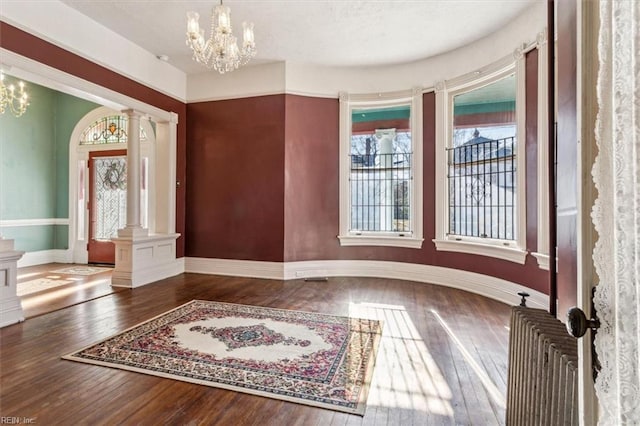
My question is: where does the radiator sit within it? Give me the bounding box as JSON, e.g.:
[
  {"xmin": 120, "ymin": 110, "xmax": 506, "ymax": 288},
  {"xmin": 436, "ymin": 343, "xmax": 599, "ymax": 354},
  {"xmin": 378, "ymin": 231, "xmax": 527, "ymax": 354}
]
[{"xmin": 506, "ymin": 306, "xmax": 579, "ymax": 425}]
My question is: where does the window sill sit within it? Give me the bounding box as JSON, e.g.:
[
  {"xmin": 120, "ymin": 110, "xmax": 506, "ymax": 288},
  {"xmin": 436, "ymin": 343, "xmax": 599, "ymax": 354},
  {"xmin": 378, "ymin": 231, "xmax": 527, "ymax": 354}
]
[
  {"xmin": 532, "ymin": 252, "xmax": 550, "ymax": 270},
  {"xmin": 338, "ymin": 235, "xmax": 424, "ymax": 249},
  {"xmin": 433, "ymin": 238, "xmax": 527, "ymax": 264}
]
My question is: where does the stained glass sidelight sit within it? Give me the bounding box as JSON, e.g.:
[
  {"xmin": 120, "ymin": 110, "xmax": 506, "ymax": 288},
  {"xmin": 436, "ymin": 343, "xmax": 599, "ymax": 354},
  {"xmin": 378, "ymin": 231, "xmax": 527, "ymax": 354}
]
[{"xmin": 94, "ymin": 156, "xmax": 127, "ymax": 240}]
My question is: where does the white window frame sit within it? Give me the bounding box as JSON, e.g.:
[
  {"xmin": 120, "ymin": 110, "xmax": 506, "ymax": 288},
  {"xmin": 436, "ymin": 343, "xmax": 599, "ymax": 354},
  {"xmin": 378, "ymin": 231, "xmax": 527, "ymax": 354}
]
[
  {"xmin": 532, "ymin": 29, "xmax": 550, "ymax": 270},
  {"xmin": 338, "ymin": 89, "xmax": 423, "ymax": 248},
  {"xmin": 433, "ymin": 52, "xmax": 528, "ymax": 264}
]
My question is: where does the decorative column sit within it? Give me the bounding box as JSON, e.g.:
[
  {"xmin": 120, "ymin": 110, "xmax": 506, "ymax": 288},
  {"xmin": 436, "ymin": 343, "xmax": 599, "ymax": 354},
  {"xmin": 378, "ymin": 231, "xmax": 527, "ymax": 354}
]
[
  {"xmin": 118, "ymin": 109, "xmax": 148, "ymax": 238},
  {"xmin": 0, "ymin": 237, "xmax": 24, "ymax": 328},
  {"xmin": 376, "ymin": 128, "xmax": 396, "ymax": 232},
  {"xmin": 154, "ymin": 112, "xmax": 178, "ymax": 234},
  {"xmin": 111, "ymin": 111, "xmax": 180, "ymax": 289}
]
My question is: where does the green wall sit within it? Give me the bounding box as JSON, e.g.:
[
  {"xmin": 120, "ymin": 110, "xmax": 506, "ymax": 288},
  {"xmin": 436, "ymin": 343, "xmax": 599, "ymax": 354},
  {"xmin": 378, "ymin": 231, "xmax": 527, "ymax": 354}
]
[{"xmin": 0, "ymin": 77, "xmax": 99, "ymax": 251}]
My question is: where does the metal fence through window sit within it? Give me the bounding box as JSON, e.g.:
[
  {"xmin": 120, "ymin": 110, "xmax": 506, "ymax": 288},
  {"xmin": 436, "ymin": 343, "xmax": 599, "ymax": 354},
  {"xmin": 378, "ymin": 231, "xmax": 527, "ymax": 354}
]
[
  {"xmin": 447, "ymin": 136, "xmax": 516, "ymax": 240},
  {"xmin": 349, "ymin": 152, "xmax": 412, "ymax": 233}
]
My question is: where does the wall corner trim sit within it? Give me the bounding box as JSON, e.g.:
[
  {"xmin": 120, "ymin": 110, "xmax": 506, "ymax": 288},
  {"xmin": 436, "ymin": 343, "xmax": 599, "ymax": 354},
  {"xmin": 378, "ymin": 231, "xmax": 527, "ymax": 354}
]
[{"xmin": 184, "ymin": 257, "xmax": 549, "ymax": 309}]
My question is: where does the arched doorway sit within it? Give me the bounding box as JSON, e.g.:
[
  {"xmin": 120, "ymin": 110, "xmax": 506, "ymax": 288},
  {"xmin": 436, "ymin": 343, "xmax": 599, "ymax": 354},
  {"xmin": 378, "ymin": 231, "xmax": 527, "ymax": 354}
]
[{"xmin": 68, "ymin": 106, "xmax": 156, "ymax": 264}]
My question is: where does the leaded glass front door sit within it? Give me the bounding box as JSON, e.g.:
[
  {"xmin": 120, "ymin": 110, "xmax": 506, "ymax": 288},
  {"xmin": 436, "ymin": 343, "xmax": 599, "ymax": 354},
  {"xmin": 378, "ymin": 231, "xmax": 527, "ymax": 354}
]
[{"xmin": 88, "ymin": 150, "xmax": 127, "ymax": 264}]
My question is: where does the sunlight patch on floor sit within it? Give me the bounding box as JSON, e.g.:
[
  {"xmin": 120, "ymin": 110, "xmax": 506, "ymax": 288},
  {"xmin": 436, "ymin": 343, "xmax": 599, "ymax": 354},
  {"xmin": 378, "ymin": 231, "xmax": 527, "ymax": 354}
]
[
  {"xmin": 17, "ymin": 277, "xmax": 74, "ymax": 296},
  {"xmin": 431, "ymin": 309, "xmax": 506, "ymax": 408},
  {"xmin": 349, "ymin": 302, "xmax": 454, "ymax": 417},
  {"xmin": 20, "ymin": 279, "xmax": 111, "ymax": 308},
  {"xmin": 17, "ymin": 271, "xmax": 43, "ymax": 280}
]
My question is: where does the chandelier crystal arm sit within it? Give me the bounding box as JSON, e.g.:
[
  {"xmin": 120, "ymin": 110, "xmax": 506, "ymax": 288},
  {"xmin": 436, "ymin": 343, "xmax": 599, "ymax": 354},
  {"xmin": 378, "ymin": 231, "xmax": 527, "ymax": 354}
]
[
  {"xmin": 0, "ymin": 71, "xmax": 29, "ymax": 118},
  {"xmin": 186, "ymin": 0, "xmax": 256, "ymax": 74}
]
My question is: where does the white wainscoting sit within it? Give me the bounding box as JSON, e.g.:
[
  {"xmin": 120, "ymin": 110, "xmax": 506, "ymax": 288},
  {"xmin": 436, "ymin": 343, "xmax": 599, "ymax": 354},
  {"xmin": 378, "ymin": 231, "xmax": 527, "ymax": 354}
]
[
  {"xmin": 184, "ymin": 257, "xmax": 549, "ymax": 310},
  {"xmin": 112, "ymin": 233, "xmax": 182, "ymax": 288}
]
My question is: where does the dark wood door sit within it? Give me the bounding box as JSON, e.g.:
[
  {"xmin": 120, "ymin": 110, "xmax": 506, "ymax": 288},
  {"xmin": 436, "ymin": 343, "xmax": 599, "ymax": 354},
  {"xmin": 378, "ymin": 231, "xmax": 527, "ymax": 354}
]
[
  {"xmin": 555, "ymin": 0, "xmax": 578, "ymax": 319},
  {"xmin": 88, "ymin": 150, "xmax": 127, "ymax": 264}
]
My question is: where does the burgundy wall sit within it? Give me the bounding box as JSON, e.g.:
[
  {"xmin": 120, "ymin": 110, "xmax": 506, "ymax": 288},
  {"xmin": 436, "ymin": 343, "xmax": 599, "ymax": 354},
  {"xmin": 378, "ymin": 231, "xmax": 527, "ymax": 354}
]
[
  {"xmin": 0, "ymin": 22, "xmax": 188, "ymax": 257},
  {"xmin": 555, "ymin": 0, "xmax": 579, "ymax": 316},
  {"xmin": 284, "ymin": 95, "xmax": 340, "ymax": 261},
  {"xmin": 185, "ymin": 96, "xmax": 286, "ymax": 261}
]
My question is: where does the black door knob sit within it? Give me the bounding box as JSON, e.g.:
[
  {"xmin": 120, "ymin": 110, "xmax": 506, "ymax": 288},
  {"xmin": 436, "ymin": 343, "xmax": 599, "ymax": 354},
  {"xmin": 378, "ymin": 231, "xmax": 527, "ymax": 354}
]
[{"xmin": 566, "ymin": 307, "xmax": 600, "ymax": 338}]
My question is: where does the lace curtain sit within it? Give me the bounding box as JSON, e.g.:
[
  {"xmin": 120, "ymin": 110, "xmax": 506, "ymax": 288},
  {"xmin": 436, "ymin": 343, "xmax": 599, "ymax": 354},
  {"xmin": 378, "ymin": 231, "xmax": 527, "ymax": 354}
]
[{"xmin": 592, "ymin": 0, "xmax": 640, "ymax": 424}]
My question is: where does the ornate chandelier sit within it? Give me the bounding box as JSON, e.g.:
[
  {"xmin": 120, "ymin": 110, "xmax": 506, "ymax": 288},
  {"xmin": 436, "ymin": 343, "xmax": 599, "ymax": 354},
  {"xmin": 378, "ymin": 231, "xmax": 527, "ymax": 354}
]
[
  {"xmin": 186, "ymin": 0, "xmax": 256, "ymax": 74},
  {"xmin": 0, "ymin": 71, "xmax": 29, "ymax": 117}
]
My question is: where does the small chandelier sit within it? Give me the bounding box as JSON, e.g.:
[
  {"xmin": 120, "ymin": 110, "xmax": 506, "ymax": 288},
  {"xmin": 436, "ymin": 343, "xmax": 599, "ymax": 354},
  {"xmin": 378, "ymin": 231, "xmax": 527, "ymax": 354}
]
[
  {"xmin": 1, "ymin": 70, "xmax": 29, "ymax": 118},
  {"xmin": 186, "ymin": 0, "xmax": 256, "ymax": 74}
]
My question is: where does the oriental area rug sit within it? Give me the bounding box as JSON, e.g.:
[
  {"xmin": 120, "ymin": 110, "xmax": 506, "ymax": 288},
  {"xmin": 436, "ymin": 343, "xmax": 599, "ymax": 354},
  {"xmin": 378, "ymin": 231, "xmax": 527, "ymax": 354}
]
[
  {"xmin": 50, "ymin": 266, "xmax": 112, "ymax": 276},
  {"xmin": 63, "ymin": 300, "xmax": 382, "ymax": 415}
]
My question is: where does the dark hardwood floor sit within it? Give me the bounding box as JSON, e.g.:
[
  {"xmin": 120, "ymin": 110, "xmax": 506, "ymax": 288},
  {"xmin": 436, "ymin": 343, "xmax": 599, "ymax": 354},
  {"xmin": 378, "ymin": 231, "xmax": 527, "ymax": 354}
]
[{"xmin": 1, "ymin": 272, "xmax": 512, "ymax": 425}]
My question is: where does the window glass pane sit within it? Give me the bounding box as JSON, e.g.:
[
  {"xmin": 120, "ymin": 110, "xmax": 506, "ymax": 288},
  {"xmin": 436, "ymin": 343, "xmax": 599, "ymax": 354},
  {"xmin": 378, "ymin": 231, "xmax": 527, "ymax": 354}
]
[
  {"xmin": 449, "ymin": 74, "xmax": 516, "ymax": 240},
  {"xmin": 350, "ymin": 105, "xmax": 411, "ymax": 233}
]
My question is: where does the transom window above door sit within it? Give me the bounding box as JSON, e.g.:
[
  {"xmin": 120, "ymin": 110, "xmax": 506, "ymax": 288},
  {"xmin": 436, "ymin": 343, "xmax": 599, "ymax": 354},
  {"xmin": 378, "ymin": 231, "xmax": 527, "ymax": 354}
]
[{"xmin": 79, "ymin": 115, "xmax": 147, "ymax": 145}]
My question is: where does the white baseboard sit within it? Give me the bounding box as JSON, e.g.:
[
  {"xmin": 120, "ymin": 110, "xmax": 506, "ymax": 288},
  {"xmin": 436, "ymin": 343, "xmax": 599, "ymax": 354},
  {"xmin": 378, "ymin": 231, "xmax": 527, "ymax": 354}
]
[
  {"xmin": 185, "ymin": 257, "xmax": 549, "ymax": 310},
  {"xmin": 17, "ymin": 249, "xmax": 72, "ymax": 268},
  {"xmin": 185, "ymin": 257, "xmax": 284, "ymax": 280}
]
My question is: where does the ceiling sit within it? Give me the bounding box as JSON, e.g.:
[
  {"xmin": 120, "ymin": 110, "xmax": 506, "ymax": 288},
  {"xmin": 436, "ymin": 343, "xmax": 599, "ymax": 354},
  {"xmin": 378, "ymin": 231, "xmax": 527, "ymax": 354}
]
[{"xmin": 59, "ymin": 0, "xmax": 538, "ymax": 75}]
